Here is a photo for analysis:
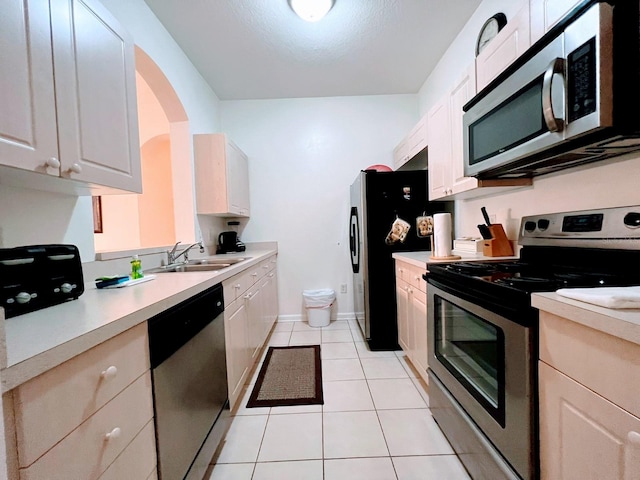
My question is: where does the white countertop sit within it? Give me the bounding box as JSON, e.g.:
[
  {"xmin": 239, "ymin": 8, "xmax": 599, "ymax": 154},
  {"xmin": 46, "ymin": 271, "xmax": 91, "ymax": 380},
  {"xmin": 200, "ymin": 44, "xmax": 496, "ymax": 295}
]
[
  {"xmin": 532, "ymin": 292, "xmax": 640, "ymax": 346},
  {"xmin": 0, "ymin": 247, "xmax": 277, "ymax": 392}
]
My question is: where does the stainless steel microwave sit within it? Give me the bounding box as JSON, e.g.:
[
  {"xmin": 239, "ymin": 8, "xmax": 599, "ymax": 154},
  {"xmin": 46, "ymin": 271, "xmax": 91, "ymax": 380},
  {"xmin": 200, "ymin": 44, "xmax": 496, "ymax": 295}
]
[{"xmin": 463, "ymin": 1, "xmax": 640, "ymax": 179}]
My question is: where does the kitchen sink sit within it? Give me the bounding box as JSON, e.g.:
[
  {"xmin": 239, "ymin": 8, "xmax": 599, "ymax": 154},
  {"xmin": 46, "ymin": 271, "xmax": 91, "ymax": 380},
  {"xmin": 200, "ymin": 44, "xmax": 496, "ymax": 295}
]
[
  {"xmin": 146, "ymin": 257, "xmax": 251, "ymax": 274},
  {"xmin": 186, "ymin": 257, "xmax": 249, "ymax": 266}
]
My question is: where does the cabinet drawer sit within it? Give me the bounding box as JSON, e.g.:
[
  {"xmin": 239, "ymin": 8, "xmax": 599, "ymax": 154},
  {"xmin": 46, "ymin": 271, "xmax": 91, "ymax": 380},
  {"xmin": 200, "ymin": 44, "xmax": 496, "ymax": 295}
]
[
  {"xmin": 14, "ymin": 323, "xmax": 149, "ymax": 467},
  {"xmin": 396, "ymin": 261, "xmax": 426, "ymax": 294},
  {"xmin": 99, "ymin": 420, "xmax": 156, "ymax": 480},
  {"xmin": 19, "ymin": 372, "xmax": 154, "ymax": 479},
  {"xmin": 540, "ymin": 312, "xmax": 640, "ymax": 418}
]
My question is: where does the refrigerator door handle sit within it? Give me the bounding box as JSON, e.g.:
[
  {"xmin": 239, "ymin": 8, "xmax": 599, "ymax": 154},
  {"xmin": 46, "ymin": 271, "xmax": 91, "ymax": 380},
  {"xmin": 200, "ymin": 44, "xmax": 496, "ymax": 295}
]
[{"xmin": 350, "ymin": 207, "xmax": 360, "ymax": 273}]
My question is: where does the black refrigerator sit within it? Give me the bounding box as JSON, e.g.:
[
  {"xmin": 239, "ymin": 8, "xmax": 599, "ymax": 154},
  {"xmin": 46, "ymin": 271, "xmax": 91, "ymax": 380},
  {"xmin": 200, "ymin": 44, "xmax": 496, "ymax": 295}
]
[{"xmin": 349, "ymin": 169, "xmax": 453, "ymax": 350}]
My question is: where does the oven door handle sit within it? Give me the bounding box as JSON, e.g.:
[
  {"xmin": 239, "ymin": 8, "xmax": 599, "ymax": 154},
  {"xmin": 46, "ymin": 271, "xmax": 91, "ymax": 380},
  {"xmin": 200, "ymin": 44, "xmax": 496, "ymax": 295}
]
[{"xmin": 542, "ymin": 57, "xmax": 566, "ymax": 133}]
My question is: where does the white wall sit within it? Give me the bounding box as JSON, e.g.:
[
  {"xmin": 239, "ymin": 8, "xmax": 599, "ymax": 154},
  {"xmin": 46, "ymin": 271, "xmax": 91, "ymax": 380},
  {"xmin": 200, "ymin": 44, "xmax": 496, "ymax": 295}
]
[
  {"xmin": 418, "ymin": 0, "xmax": 640, "ymax": 240},
  {"xmin": 220, "ymin": 95, "xmax": 418, "ymax": 319}
]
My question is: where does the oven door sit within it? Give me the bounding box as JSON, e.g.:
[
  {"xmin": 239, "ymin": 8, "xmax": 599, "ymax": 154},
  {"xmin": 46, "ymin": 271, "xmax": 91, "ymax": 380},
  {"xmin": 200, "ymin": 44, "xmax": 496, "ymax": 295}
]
[{"xmin": 427, "ymin": 279, "xmax": 535, "ymax": 480}]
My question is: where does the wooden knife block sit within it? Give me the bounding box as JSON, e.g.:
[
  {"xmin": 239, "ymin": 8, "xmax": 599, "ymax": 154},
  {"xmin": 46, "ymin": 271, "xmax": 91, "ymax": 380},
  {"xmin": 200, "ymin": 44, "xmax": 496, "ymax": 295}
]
[{"xmin": 482, "ymin": 224, "xmax": 514, "ymax": 257}]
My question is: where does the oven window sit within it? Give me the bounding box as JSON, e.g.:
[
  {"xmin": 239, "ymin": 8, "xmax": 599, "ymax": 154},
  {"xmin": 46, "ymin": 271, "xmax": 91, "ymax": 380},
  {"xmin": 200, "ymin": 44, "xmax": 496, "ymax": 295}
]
[
  {"xmin": 469, "ymin": 76, "xmax": 546, "ymax": 165},
  {"xmin": 434, "ymin": 296, "xmax": 505, "ymax": 426}
]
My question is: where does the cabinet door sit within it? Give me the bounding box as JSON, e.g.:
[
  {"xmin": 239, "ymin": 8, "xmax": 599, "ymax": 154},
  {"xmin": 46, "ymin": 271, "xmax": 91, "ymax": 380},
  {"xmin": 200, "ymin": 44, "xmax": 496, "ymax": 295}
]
[
  {"xmin": 410, "ymin": 288, "xmax": 428, "ymax": 377},
  {"xmin": 262, "ymin": 271, "xmax": 278, "ymax": 340},
  {"xmin": 224, "ymin": 300, "xmax": 250, "ymax": 409},
  {"xmin": 393, "ymin": 137, "xmax": 409, "ymax": 169},
  {"xmin": 476, "ymin": 2, "xmax": 531, "ymax": 92},
  {"xmin": 539, "ymin": 361, "xmax": 640, "ymax": 480},
  {"xmin": 246, "ymin": 286, "xmax": 263, "ymax": 363},
  {"xmin": 396, "ymin": 278, "xmax": 411, "ymax": 353},
  {"xmin": 449, "ymin": 65, "xmax": 478, "ymax": 196},
  {"xmin": 227, "ymin": 139, "xmax": 250, "ymax": 216},
  {"xmin": 530, "ymin": 0, "xmax": 582, "ymax": 44},
  {"xmin": 427, "ymin": 96, "xmax": 451, "ymax": 200},
  {"xmin": 407, "ymin": 115, "xmax": 428, "ymax": 159},
  {"xmin": 51, "ymin": 0, "xmax": 142, "ymax": 192},
  {"xmin": 0, "ymin": 0, "xmax": 59, "ymax": 173}
]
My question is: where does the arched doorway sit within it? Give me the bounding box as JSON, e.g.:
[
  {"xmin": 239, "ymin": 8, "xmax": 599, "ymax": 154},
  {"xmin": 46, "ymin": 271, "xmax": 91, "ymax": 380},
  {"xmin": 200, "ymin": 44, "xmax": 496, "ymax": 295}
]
[{"xmin": 94, "ymin": 47, "xmax": 195, "ymax": 253}]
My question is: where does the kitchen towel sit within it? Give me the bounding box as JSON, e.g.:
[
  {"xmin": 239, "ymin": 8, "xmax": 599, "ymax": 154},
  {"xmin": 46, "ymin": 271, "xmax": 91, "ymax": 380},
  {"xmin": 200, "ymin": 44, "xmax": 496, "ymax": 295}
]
[
  {"xmin": 556, "ymin": 286, "xmax": 640, "ymax": 309},
  {"xmin": 433, "ymin": 213, "xmax": 453, "ymax": 258}
]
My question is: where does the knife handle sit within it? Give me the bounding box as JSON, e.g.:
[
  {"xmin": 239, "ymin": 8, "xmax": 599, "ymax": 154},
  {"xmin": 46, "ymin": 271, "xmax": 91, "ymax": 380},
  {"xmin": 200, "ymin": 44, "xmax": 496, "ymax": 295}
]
[{"xmin": 481, "ymin": 207, "xmax": 491, "ymax": 226}]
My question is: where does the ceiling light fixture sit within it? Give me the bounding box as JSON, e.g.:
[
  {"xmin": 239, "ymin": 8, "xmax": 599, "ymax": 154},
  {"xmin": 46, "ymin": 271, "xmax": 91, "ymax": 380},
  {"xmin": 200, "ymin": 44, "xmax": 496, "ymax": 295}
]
[{"xmin": 288, "ymin": 0, "xmax": 335, "ymax": 22}]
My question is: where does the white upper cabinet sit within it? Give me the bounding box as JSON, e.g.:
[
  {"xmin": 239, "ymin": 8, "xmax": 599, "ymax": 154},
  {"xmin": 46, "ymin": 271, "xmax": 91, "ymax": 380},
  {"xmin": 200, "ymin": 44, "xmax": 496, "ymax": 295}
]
[
  {"xmin": 0, "ymin": 0, "xmax": 142, "ymax": 194},
  {"xmin": 476, "ymin": 2, "xmax": 531, "ymax": 92},
  {"xmin": 393, "ymin": 114, "xmax": 428, "ymax": 170},
  {"xmin": 530, "ymin": 0, "xmax": 583, "ymax": 44},
  {"xmin": 0, "ymin": 0, "xmax": 59, "ymax": 173},
  {"xmin": 428, "ymin": 65, "xmax": 477, "ymax": 200},
  {"xmin": 194, "ymin": 133, "xmax": 250, "ymax": 217}
]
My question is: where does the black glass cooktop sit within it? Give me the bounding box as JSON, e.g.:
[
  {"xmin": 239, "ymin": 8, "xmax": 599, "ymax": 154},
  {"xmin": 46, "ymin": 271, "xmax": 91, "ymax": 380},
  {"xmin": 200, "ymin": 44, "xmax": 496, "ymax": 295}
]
[{"xmin": 429, "ymin": 254, "xmax": 640, "ymax": 295}]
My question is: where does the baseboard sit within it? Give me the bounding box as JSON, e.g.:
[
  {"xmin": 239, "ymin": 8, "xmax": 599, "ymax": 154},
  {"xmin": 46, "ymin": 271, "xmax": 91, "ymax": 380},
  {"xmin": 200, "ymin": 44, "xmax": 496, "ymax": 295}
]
[{"xmin": 277, "ymin": 312, "xmax": 356, "ymax": 323}]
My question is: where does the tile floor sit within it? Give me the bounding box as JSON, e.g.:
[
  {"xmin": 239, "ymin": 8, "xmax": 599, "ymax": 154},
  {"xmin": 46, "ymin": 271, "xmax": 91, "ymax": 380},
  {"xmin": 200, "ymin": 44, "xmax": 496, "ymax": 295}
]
[{"xmin": 206, "ymin": 320, "xmax": 471, "ymax": 480}]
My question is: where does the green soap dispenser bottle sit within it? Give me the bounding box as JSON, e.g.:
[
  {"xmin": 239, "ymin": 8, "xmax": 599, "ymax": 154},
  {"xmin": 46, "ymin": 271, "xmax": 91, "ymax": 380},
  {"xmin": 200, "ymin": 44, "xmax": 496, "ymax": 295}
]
[{"xmin": 130, "ymin": 255, "xmax": 143, "ymax": 279}]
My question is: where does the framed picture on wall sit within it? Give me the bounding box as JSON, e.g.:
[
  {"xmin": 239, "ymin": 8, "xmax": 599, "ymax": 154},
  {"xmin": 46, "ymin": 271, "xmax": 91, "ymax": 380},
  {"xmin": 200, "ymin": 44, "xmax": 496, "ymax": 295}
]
[{"xmin": 92, "ymin": 197, "xmax": 103, "ymax": 233}]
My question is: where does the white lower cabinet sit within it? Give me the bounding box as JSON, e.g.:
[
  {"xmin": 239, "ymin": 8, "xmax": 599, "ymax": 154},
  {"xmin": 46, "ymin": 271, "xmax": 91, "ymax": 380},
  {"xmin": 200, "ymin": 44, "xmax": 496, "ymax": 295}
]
[
  {"xmin": 394, "ymin": 259, "xmax": 429, "ymax": 383},
  {"xmin": 539, "ymin": 312, "xmax": 640, "ymax": 480},
  {"xmin": 223, "ymin": 255, "xmax": 279, "ymax": 409},
  {"xmin": 6, "ymin": 323, "xmax": 155, "ymax": 480}
]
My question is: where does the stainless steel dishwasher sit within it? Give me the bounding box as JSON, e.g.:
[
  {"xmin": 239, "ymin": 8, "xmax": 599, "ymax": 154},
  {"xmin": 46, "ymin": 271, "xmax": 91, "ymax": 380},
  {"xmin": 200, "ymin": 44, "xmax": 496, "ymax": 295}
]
[{"xmin": 148, "ymin": 283, "xmax": 229, "ymax": 480}]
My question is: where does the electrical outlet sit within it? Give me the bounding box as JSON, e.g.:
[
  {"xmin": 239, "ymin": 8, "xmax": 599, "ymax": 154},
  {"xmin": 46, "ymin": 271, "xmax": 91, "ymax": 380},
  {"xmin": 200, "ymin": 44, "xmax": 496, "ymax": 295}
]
[{"xmin": 340, "ymin": 283, "xmax": 347, "ymax": 294}]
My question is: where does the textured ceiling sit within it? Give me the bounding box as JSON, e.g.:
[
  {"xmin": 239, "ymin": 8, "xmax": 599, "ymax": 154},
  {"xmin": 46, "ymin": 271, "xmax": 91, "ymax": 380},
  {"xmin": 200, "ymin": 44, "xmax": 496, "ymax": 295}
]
[{"xmin": 143, "ymin": 0, "xmax": 482, "ymax": 100}]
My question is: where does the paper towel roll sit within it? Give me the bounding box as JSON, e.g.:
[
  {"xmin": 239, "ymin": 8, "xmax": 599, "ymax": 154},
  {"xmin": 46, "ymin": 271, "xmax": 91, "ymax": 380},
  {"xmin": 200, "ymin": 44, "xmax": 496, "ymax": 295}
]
[{"xmin": 433, "ymin": 213, "xmax": 453, "ymax": 258}]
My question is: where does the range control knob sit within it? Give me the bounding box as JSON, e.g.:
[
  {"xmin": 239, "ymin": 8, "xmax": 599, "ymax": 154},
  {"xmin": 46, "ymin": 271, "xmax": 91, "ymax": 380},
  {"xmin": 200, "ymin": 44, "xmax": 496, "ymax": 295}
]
[
  {"xmin": 524, "ymin": 221, "xmax": 536, "ymax": 232},
  {"xmin": 537, "ymin": 219, "xmax": 550, "ymax": 231},
  {"xmin": 61, "ymin": 283, "xmax": 75, "ymax": 293},
  {"xmin": 15, "ymin": 292, "xmax": 32, "ymax": 304},
  {"xmin": 624, "ymin": 212, "xmax": 640, "ymax": 228}
]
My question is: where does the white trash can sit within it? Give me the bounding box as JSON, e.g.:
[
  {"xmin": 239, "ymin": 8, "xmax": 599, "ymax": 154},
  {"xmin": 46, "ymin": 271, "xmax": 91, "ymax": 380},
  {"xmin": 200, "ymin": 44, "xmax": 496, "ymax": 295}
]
[{"xmin": 303, "ymin": 289, "xmax": 336, "ymax": 328}]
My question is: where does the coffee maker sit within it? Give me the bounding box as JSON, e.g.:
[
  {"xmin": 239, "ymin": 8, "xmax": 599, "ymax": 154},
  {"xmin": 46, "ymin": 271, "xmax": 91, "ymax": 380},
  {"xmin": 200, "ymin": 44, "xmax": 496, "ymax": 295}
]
[{"xmin": 217, "ymin": 221, "xmax": 246, "ymax": 253}]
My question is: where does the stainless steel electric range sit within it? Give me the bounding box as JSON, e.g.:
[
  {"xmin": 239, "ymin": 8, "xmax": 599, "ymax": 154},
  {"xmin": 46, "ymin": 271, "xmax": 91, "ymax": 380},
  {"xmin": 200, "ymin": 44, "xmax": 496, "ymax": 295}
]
[{"xmin": 425, "ymin": 205, "xmax": 640, "ymax": 480}]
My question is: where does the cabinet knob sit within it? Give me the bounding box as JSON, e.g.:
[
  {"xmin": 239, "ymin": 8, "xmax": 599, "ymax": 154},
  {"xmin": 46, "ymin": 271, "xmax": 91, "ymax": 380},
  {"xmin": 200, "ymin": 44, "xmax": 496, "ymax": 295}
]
[
  {"xmin": 46, "ymin": 157, "xmax": 60, "ymax": 169},
  {"xmin": 234, "ymin": 284, "xmax": 241, "ymax": 289},
  {"xmin": 263, "ymin": 265, "xmax": 269, "ymax": 269},
  {"xmin": 104, "ymin": 427, "xmax": 121, "ymax": 441},
  {"xmin": 628, "ymin": 431, "xmax": 640, "ymax": 445},
  {"xmin": 68, "ymin": 163, "xmax": 82, "ymax": 174},
  {"xmin": 243, "ymin": 293, "xmax": 252, "ymax": 299},
  {"xmin": 268, "ymin": 273, "xmax": 274, "ymax": 277},
  {"xmin": 251, "ymin": 272, "xmax": 258, "ymax": 277},
  {"xmin": 100, "ymin": 365, "xmax": 118, "ymax": 380}
]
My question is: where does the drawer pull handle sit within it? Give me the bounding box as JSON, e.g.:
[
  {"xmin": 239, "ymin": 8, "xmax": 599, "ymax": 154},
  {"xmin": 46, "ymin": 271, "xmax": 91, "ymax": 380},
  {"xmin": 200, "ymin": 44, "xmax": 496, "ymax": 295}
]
[
  {"xmin": 263, "ymin": 265, "xmax": 269, "ymax": 269},
  {"xmin": 104, "ymin": 427, "xmax": 121, "ymax": 441},
  {"xmin": 235, "ymin": 284, "xmax": 241, "ymax": 289},
  {"xmin": 628, "ymin": 431, "xmax": 640, "ymax": 445},
  {"xmin": 251, "ymin": 272, "xmax": 258, "ymax": 277},
  {"xmin": 100, "ymin": 366, "xmax": 118, "ymax": 380}
]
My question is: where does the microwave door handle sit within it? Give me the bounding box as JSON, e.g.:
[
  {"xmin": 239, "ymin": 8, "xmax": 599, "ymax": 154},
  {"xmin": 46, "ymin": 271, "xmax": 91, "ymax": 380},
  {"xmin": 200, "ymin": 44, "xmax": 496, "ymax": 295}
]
[{"xmin": 542, "ymin": 57, "xmax": 566, "ymax": 132}]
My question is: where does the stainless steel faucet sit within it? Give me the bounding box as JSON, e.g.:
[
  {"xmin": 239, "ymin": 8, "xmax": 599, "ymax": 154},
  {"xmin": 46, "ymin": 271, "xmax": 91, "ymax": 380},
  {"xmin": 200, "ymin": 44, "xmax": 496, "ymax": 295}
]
[{"xmin": 167, "ymin": 241, "xmax": 205, "ymax": 265}]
